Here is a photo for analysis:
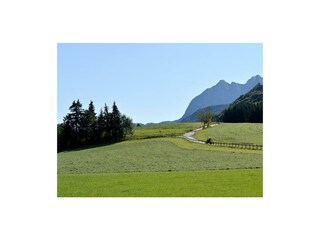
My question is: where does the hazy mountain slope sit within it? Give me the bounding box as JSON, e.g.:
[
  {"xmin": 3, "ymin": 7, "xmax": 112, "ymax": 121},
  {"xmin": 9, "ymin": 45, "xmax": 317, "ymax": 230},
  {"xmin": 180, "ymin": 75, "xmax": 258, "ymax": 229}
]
[
  {"xmin": 181, "ymin": 75, "xmax": 263, "ymax": 119},
  {"xmin": 179, "ymin": 104, "xmax": 229, "ymax": 122}
]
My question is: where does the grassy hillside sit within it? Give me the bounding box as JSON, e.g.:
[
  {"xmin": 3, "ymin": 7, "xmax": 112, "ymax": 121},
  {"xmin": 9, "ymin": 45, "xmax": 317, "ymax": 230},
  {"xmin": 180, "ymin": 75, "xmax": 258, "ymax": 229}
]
[
  {"xmin": 130, "ymin": 122, "xmax": 202, "ymax": 139},
  {"xmin": 58, "ymin": 138, "xmax": 262, "ymax": 174},
  {"xmin": 193, "ymin": 123, "xmax": 263, "ymax": 145},
  {"xmin": 58, "ymin": 169, "xmax": 262, "ymax": 197}
]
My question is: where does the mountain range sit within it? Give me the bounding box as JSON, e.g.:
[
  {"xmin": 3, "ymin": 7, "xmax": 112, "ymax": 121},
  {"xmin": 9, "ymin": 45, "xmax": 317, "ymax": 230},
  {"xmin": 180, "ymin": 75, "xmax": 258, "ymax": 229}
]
[
  {"xmin": 180, "ymin": 75, "xmax": 263, "ymax": 120},
  {"xmin": 152, "ymin": 75, "xmax": 263, "ymax": 125}
]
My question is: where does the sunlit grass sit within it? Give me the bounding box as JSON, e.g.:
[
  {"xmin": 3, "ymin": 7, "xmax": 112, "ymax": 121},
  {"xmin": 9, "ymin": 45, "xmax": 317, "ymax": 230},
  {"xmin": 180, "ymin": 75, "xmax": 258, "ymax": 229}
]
[
  {"xmin": 193, "ymin": 123, "xmax": 263, "ymax": 145},
  {"xmin": 58, "ymin": 169, "xmax": 263, "ymax": 197},
  {"xmin": 130, "ymin": 122, "xmax": 202, "ymax": 139},
  {"xmin": 58, "ymin": 138, "xmax": 262, "ymax": 174},
  {"xmin": 58, "ymin": 122, "xmax": 263, "ymax": 197}
]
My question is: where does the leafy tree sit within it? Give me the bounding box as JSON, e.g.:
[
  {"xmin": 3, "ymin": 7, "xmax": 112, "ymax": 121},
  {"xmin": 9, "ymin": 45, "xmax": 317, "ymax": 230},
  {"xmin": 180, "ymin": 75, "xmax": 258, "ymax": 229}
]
[
  {"xmin": 121, "ymin": 114, "xmax": 134, "ymax": 137},
  {"xmin": 197, "ymin": 110, "xmax": 213, "ymax": 128}
]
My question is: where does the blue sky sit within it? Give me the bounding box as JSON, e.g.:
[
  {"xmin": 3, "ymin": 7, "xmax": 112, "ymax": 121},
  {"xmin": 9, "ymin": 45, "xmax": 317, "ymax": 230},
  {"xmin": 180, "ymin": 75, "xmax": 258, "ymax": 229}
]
[{"xmin": 58, "ymin": 43, "xmax": 262, "ymax": 124}]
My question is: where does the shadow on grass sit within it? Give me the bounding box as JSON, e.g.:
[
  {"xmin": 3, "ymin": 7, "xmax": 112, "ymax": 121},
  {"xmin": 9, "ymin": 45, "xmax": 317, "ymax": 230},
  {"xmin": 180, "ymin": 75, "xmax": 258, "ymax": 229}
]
[{"xmin": 58, "ymin": 142, "xmax": 119, "ymax": 153}]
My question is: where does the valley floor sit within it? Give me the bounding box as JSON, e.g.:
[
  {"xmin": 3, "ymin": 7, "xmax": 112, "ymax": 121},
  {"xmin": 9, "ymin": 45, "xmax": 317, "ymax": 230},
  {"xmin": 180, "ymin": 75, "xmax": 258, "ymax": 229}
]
[{"xmin": 58, "ymin": 126, "xmax": 263, "ymax": 197}]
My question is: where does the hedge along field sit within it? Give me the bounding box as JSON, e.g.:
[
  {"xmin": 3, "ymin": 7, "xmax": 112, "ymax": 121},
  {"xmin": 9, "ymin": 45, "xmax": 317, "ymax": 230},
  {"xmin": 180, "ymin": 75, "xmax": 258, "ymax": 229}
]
[
  {"xmin": 58, "ymin": 138, "xmax": 262, "ymax": 174},
  {"xmin": 193, "ymin": 123, "xmax": 263, "ymax": 145},
  {"xmin": 58, "ymin": 169, "xmax": 263, "ymax": 197},
  {"xmin": 129, "ymin": 122, "xmax": 203, "ymax": 139}
]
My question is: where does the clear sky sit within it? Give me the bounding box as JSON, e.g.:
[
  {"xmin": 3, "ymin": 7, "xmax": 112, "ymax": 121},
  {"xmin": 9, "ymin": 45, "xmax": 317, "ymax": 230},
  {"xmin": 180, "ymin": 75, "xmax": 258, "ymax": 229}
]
[{"xmin": 58, "ymin": 43, "xmax": 262, "ymax": 124}]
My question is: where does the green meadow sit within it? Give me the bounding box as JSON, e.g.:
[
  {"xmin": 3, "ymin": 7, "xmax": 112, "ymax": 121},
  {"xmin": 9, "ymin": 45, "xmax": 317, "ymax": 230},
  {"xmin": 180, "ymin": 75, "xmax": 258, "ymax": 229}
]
[
  {"xmin": 194, "ymin": 123, "xmax": 263, "ymax": 145},
  {"xmin": 58, "ymin": 123, "xmax": 263, "ymax": 197},
  {"xmin": 129, "ymin": 122, "xmax": 202, "ymax": 139},
  {"xmin": 58, "ymin": 138, "xmax": 262, "ymax": 174},
  {"xmin": 58, "ymin": 169, "xmax": 262, "ymax": 197}
]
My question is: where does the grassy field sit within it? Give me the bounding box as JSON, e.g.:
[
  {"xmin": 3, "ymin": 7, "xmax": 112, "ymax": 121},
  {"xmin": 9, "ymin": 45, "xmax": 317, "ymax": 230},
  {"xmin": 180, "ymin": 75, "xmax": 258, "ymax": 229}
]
[
  {"xmin": 58, "ymin": 169, "xmax": 262, "ymax": 197},
  {"xmin": 129, "ymin": 122, "xmax": 202, "ymax": 139},
  {"xmin": 58, "ymin": 122, "xmax": 263, "ymax": 197},
  {"xmin": 193, "ymin": 123, "xmax": 263, "ymax": 145},
  {"xmin": 58, "ymin": 138, "xmax": 262, "ymax": 174}
]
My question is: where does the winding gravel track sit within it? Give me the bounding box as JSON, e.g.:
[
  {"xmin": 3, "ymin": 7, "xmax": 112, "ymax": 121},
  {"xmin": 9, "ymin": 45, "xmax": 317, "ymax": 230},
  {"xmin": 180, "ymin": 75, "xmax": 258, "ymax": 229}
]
[
  {"xmin": 181, "ymin": 127, "xmax": 205, "ymax": 144},
  {"xmin": 180, "ymin": 124, "xmax": 218, "ymax": 144}
]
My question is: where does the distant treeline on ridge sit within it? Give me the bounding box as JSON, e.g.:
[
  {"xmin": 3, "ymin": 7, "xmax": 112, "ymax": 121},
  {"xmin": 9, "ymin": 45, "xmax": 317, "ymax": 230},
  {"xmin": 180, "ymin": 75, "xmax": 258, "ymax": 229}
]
[
  {"xmin": 57, "ymin": 100, "xmax": 134, "ymax": 152},
  {"xmin": 219, "ymin": 83, "xmax": 263, "ymax": 123}
]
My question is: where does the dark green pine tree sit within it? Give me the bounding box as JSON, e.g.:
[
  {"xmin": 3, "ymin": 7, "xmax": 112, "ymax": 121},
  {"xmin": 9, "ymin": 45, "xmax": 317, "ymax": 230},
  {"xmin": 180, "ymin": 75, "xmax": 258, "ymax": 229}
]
[
  {"xmin": 97, "ymin": 108, "xmax": 106, "ymax": 143},
  {"xmin": 57, "ymin": 123, "xmax": 69, "ymax": 151},
  {"xmin": 58, "ymin": 99, "xmax": 135, "ymax": 151},
  {"xmin": 104, "ymin": 103, "xmax": 112, "ymax": 141},
  {"xmin": 110, "ymin": 101, "xmax": 123, "ymax": 141},
  {"xmin": 83, "ymin": 100, "xmax": 97, "ymax": 144},
  {"xmin": 64, "ymin": 99, "xmax": 85, "ymax": 147},
  {"xmin": 97, "ymin": 104, "xmax": 112, "ymax": 143}
]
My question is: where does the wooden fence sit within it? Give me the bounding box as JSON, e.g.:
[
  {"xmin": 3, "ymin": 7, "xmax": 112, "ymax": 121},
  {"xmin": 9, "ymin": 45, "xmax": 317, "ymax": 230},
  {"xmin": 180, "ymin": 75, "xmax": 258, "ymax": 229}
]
[{"xmin": 210, "ymin": 141, "xmax": 263, "ymax": 150}]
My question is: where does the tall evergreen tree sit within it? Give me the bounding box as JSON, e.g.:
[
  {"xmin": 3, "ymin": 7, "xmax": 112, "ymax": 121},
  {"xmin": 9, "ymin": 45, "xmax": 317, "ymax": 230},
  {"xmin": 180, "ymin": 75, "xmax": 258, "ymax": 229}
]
[
  {"xmin": 64, "ymin": 99, "xmax": 85, "ymax": 146},
  {"xmin": 97, "ymin": 104, "xmax": 111, "ymax": 142},
  {"xmin": 97, "ymin": 108, "xmax": 106, "ymax": 142},
  {"xmin": 83, "ymin": 100, "xmax": 97, "ymax": 144},
  {"xmin": 66, "ymin": 100, "xmax": 84, "ymax": 132},
  {"xmin": 57, "ymin": 123, "xmax": 67, "ymax": 151},
  {"xmin": 110, "ymin": 102, "xmax": 123, "ymax": 141},
  {"xmin": 103, "ymin": 103, "xmax": 112, "ymax": 141}
]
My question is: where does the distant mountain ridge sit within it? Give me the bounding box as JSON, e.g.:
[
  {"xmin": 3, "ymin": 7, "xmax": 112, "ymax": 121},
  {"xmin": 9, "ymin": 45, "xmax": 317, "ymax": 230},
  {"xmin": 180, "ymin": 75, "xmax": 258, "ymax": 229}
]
[
  {"xmin": 179, "ymin": 104, "xmax": 229, "ymax": 122},
  {"xmin": 181, "ymin": 75, "xmax": 263, "ymax": 120}
]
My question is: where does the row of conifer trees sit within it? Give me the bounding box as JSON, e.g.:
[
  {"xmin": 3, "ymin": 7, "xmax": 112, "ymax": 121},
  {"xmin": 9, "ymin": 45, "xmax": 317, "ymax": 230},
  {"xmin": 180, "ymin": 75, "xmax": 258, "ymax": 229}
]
[
  {"xmin": 222, "ymin": 102, "xmax": 263, "ymax": 123},
  {"xmin": 57, "ymin": 100, "xmax": 134, "ymax": 151}
]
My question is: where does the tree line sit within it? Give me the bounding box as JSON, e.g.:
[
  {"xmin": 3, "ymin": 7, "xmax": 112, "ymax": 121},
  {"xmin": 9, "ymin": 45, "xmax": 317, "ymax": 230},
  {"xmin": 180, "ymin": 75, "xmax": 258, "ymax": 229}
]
[
  {"xmin": 58, "ymin": 100, "xmax": 134, "ymax": 152},
  {"xmin": 219, "ymin": 83, "xmax": 263, "ymax": 123},
  {"xmin": 222, "ymin": 102, "xmax": 262, "ymax": 123}
]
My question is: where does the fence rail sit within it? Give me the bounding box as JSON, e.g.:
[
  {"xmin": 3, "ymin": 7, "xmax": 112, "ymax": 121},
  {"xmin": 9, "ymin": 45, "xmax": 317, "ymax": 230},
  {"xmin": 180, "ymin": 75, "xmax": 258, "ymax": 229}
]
[{"xmin": 209, "ymin": 141, "xmax": 263, "ymax": 150}]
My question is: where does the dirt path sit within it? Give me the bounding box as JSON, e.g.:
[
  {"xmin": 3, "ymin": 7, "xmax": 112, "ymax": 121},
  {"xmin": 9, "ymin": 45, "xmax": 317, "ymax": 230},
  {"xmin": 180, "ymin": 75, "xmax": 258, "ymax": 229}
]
[
  {"xmin": 180, "ymin": 124, "xmax": 218, "ymax": 144},
  {"xmin": 181, "ymin": 127, "xmax": 205, "ymax": 144}
]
